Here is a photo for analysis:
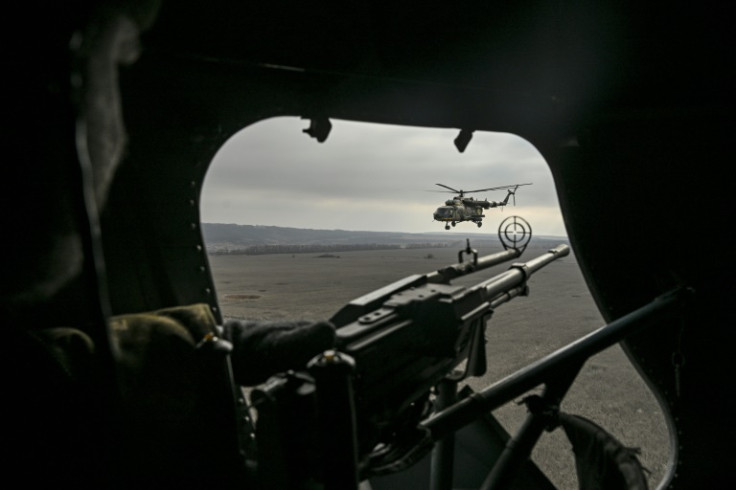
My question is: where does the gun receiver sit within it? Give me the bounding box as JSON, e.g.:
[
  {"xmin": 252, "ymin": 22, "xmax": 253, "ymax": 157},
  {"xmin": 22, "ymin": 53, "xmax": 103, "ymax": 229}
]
[{"xmin": 330, "ymin": 242, "xmax": 525, "ymax": 327}]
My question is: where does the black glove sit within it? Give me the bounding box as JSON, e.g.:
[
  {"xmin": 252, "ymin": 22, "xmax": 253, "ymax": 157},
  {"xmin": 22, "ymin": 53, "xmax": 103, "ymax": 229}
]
[{"xmin": 223, "ymin": 319, "xmax": 336, "ymax": 386}]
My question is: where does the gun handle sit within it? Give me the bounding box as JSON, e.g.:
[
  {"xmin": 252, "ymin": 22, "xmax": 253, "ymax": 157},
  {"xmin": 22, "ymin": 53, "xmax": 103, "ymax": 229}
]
[
  {"xmin": 465, "ymin": 317, "xmax": 488, "ymax": 378},
  {"xmin": 309, "ymin": 351, "xmax": 360, "ymax": 490}
]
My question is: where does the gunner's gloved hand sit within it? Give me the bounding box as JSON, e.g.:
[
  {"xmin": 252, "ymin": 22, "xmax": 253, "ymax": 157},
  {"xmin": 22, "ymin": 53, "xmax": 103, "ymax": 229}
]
[{"xmin": 223, "ymin": 319, "xmax": 336, "ymax": 386}]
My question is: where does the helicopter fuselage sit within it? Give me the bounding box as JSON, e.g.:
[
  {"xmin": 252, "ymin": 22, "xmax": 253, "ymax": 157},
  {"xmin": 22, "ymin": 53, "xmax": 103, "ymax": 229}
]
[
  {"xmin": 433, "ymin": 198, "xmax": 488, "ymax": 228},
  {"xmin": 433, "ymin": 194, "xmax": 501, "ymax": 229}
]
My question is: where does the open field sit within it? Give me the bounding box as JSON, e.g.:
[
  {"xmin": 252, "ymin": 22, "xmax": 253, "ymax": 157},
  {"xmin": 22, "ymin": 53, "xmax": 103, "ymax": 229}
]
[{"xmin": 208, "ymin": 240, "xmax": 670, "ymax": 489}]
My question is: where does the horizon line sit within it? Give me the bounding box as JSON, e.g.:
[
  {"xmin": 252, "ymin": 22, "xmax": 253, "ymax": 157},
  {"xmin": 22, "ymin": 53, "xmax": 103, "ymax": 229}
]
[{"xmin": 202, "ymin": 222, "xmax": 568, "ymax": 239}]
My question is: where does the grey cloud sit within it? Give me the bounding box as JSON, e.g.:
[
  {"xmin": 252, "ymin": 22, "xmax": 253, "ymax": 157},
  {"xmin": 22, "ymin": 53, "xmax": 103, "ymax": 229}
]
[{"xmin": 201, "ymin": 118, "xmax": 566, "ymax": 235}]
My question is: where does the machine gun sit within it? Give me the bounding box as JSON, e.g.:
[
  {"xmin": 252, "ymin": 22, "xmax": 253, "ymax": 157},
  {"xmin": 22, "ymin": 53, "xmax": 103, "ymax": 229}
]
[
  {"xmin": 251, "ymin": 218, "xmax": 567, "ymax": 488},
  {"xmin": 249, "ymin": 220, "xmax": 690, "ymax": 490},
  {"xmin": 328, "ymin": 243, "xmax": 569, "ymax": 462}
]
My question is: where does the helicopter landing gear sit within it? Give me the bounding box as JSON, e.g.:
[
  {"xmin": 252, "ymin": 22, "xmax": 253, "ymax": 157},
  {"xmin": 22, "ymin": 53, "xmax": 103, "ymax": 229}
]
[
  {"xmin": 476, "ymin": 222, "xmax": 482, "ymax": 228},
  {"xmin": 451, "ymin": 222, "xmax": 456, "ymax": 227},
  {"xmin": 445, "ymin": 224, "xmax": 450, "ymax": 230}
]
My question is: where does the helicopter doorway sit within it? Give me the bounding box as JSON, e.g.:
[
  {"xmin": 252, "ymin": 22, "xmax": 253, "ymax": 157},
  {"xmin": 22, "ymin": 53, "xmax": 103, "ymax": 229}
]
[{"xmin": 199, "ymin": 117, "xmax": 668, "ymax": 489}]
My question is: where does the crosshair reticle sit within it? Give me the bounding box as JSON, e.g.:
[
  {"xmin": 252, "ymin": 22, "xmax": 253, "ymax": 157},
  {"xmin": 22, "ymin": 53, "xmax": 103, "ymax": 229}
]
[{"xmin": 498, "ymin": 216, "xmax": 532, "ymax": 252}]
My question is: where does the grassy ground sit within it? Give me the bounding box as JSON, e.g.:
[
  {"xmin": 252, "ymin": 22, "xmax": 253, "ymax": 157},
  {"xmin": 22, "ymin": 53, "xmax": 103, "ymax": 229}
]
[{"xmin": 208, "ymin": 242, "xmax": 670, "ymax": 489}]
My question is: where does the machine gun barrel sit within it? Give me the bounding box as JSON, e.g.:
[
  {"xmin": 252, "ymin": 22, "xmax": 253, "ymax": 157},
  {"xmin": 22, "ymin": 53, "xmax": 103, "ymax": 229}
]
[
  {"xmin": 426, "ymin": 248, "xmax": 522, "ymax": 284},
  {"xmin": 478, "ymin": 244, "xmax": 570, "ymax": 308}
]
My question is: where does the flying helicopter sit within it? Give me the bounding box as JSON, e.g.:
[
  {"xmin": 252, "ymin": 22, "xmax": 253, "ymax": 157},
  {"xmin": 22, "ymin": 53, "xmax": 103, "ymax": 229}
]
[{"xmin": 432, "ymin": 183, "xmax": 531, "ymax": 229}]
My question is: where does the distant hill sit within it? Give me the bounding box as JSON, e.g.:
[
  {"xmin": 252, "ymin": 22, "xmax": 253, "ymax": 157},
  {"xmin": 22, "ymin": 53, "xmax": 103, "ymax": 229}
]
[
  {"xmin": 202, "ymin": 223, "xmax": 567, "ymax": 255},
  {"xmin": 202, "ymin": 223, "xmax": 459, "ymax": 254}
]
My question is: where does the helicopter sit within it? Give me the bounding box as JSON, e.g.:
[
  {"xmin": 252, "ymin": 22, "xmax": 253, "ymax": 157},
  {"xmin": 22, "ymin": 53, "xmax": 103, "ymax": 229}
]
[{"xmin": 432, "ymin": 183, "xmax": 531, "ymax": 229}]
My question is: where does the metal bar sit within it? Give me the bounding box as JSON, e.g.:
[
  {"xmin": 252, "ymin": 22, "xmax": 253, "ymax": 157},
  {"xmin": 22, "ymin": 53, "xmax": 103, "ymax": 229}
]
[
  {"xmin": 429, "ymin": 378, "xmax": 459, "ymax": 490},
  {"xmin": 480, "ymin": 364, "xmax": 583, "ymax": 490},
  {"xmin": 422, "ymin": 286, "xmax": 692, "ymax": 441}
]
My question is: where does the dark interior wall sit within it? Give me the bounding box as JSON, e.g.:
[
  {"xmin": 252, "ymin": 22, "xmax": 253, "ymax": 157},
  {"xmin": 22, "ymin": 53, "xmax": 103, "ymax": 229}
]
[{"xmin": 100, "ymin": 2, "xmax": 732, "ymax": 486}]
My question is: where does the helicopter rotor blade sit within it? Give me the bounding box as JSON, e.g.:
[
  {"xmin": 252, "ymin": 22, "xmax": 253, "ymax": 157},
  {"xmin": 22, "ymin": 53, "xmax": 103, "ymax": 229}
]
[
  {"xmin": 464, "ymin": 183, "xmax": 533, "ymax": 194},
  {"xmin": 435, "ymin": 183, "xmax": 461, "ymax": 193}
]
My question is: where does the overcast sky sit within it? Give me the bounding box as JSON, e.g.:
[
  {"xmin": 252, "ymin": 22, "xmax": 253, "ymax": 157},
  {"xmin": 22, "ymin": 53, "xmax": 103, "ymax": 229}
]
[{"xmin": 200, "ymin": 117, "xmax": 567, "ymax": 237}]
